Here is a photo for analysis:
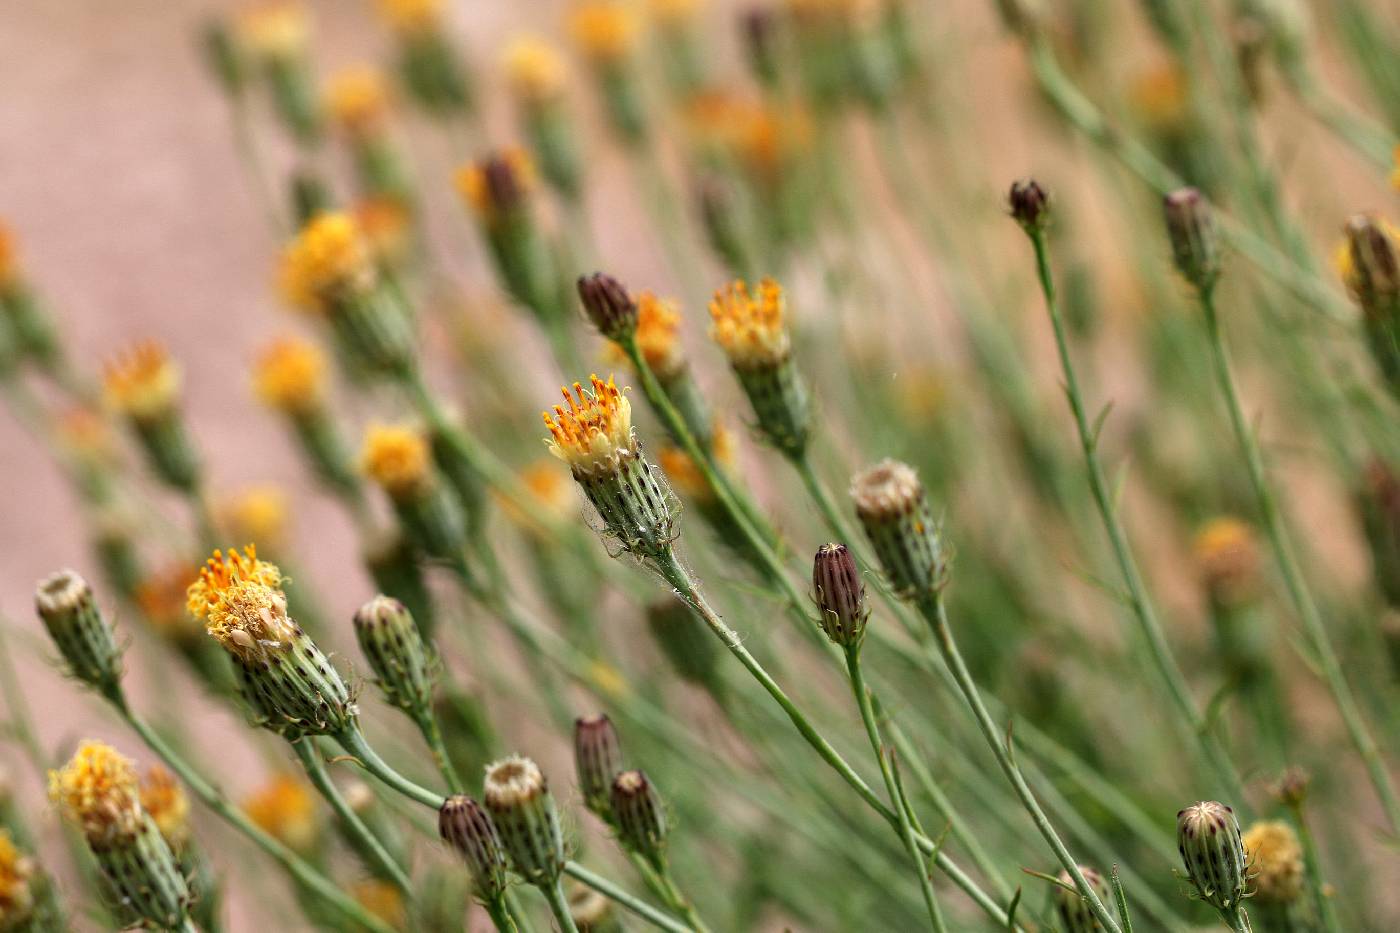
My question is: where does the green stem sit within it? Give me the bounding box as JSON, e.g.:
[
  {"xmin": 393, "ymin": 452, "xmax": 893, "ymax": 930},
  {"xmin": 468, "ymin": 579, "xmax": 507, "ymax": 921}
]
[
  {"xmin": 562, "ymin": 862, "xmax": 691, "ymax": 933},
  {"xmin": 540, "ymin": 878, "xmax": 581, "ymax": 933},
  {"xmin": 846, "ymin": 647, "xmax": 947, "ymax": 932},
  {"xmin": 335, "ymin": 725, "xmax": 446, "ymax": 809},
  {"xmin": 113, "ymin": 704, "xmax": 397, "ymax": 933},
  {"xmin": 415, "ymin": 709, "xmax": 465, "ymax": 794},
  {"xmin": 483, "ymin": 895, "xmax": 520, "ymax": 933},
  {"xmin": 914, "ymin": 592, "xmax": 1120, "ymax": 933},
  {"xmin": 1285, "ymin": 800, "xmax": 1343, "ymax": 933},
  {"xmin": 1024, "ymin": 226, "xmax": 1247, "ymax": 804},
  {"xmin": 1199, "ymin": 285, "xmax": 1400, "ymax": 836},
  {"xmin": 648, "ymin": 856, "xmax": 711, "ymax": 933},
  {"xmin": 291, "ymin": 738, "xmax": 410, "ymax": 894}
]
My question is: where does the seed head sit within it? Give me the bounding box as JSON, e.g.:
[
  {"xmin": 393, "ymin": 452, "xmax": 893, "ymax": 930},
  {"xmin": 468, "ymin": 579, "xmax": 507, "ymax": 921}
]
[
  {"xmin": 103, "ymin": 341, "xmax": 181, "ymax": 421},
  {"xmin": 1162, "ymin": 188, "xmax": 1222, "ymax": 291},
  {"xmin": 1053, "ymin": 865, "xmax": 1112, "ymax": 933},
  {"xmin": 813, "ymin": 543, "xmax": 868, "ymax": 648},
  {"xmin": 1177, "ymin": 801, "xmax": 1248, "ymax": 913},
  {"xmin": 850, "ymin": 460, "xmax": 945, "ymax": 598},
  {"xmin": 578, "ymin": 272, "xmax": 639, "ymax": 342},
  {"xmin": 1242, "ymin": 820, "xmax": 1303, "ymax": 906},
  {"xmin": 439, "ymin": 795, "xmax": 509, "ymax": 902},
  {"xmin": 575, "ymin": 714, "xmax": 623, "ymax": 819},
  {"xmin": 483, "ymin": 756, "xmax": 564, "ymax": 885},
  {"xmin": 1008, "ymin": 179, "xmax": 1050, "ymax": 232},
  {"xmin": 611, "ymin": 769, "xmax": 668, "ymax": 862},
  {"xmin": 35, "ymin": 569, "xmax": 123, "ymax": 695}
]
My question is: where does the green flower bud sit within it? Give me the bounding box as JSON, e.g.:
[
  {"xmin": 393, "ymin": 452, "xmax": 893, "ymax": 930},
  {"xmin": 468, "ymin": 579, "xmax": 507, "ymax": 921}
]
[
  {"xmin": 850, "ymin": 460, "xmax": 945, "ymax": 599},
  {"xmin": 1054, "ymin": 865, "xmax": 1113, "ymax": 932},
  {"xmin": 35, "ymin": 570, "xmax": 123, "ymax": 698},
  {"xmin": 610, "ymin": 770, "xmax": 667, "ymax": 863},
  {"xmin": 1177, "ymin": 800, "xmax": 1248, "ymax": 914},
  {"xmin": 574, "ymin": 715, "xmax": 623, "ymax": 820},
  {"xmin": 353, "ymin": 595, "xmax": 438, "ymax": 720},
  {"xmin": 483, "ymin": 756, "xmax": 564, "ymax": 886},
  {"xmin": 439, "ymin": 795, "xmax": 509, "ymax": 903}
]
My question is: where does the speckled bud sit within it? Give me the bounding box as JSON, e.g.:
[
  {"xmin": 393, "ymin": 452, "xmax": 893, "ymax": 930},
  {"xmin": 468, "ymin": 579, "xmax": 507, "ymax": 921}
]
[
  {"xmin": 483, "ymin": 756, "xmax": 564, "ymax": 885},
  {"xmin": 1163, "ymin": 188, "xmax": 1222, "ymax": 291},
  {"xmin": 812, "ymin": 543, "xmax": 868, "ymax": 648},
  {"xmin": 353, "ymin": 595, "xmax": 438, "ymax": 720},
  {"xmin": 1177, "ymin": 801, "xmax": 1247, "ymax": 913},
  {"xmin": 574, "ymin": 715, "xmax": 623, "ymax": 820},
  {"xmin": 438, "ymin": 795, "xmax": 509, "ymax": 902},
  {"xmin": 35, "ymin": 570, "xmax": 123, "ymax": 697},
  {"xmin": 92, "ymin": 816, "xmax": 193, "ymax": 930},
  {"xmin": 610, "ymin": 770, "xmax": 667, "ymax": 863},
  {"xmin": 1053, "ymin": 865, "xmax": 1113, "ymax": 932},
  {"xmin": 1008, "ymin": 179, "xmax": 1050, "ymax": 232},
  {"xmin": 577, "ymin": 273, "xmax": 638, "ymax": 343},
  {"xmin": 850, "ymin": 460, "xmax": 945, "ymax": 598}
]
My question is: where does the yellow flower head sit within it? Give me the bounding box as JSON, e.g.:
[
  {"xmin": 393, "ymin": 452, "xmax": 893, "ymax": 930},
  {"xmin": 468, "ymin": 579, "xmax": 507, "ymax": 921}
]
[
  {"xmin": 278, "ymin": 212, "xmax": 376, "ymax": 314},
  {"xmin": 659, "ymin": 421, "xmax": 733, "ymax": 500},
  {"xmin": 648, "ymin": 0, "xmax": 700, "ymax": 27},
  {"xmin": 499, "ymin": 460, "xmax": 578, "ymax": 530},
  {"xmin": 454, "ymin": 148, "xmax": 535, "ymax": 223},
  {"xmin": 569, "ymin": 1, "xmax": 640, "ymax": 64},
  {"xmin": 710, "ymin": 278, "xmax": 790, "ymax": 368},
  {"xmin": 1193, "ymin": 516, "xmax": 1259, "ymax": 601},
  {"xmin": 187, "ymin": 546, "xmax": 293, "ymax": 661},
  {"xmin": 633, "ymin": 291, "xmax": 686, "ymax": 379},
  {"xmin": 326, "ymin": 66, "xmax": 393, "ymax": 138},
  {"xmin": 543, "ymin": 375, "xmax": 635, "ymax": 474},
  {"xmin": 103, "ymin": 341, "xmax": 181, "ymax": 421},
  {"xmin": 1243, "ymin": 820, "xmax": 1304, "ymax": 905},
  {"xmin": 56, "ymin": 406, "xmax": 119, "ymax": 466},
  {"xmin": 237, "ymin": 1, "xmax": 310, "ymax": 61},
  {"xmin": 140, "ymin": 765, "xmax": 191, "ymax": 846},
  {"xmin": 740, "ymin": 104, "xmax": 813, "ymax": 176},
  {"xmin": 244, "ymin": 774, "xmax": 320, "ymax": 852},
  {"xmin": 504, "ymin": 36, "xmax": 569, "ymax": 105},
  {"xmin": 354, "ymin": 197, "xmax": 413, "ymax": 265},
  {"xmin": 361, "ymin": 423, "xmax": 432, "ymax": 499},
  {"xmin": 1130, "ymin": 62, "xmax": 1187, "ymax": 131},
  {"xmin": 1334, "ymin": 215, "xmax": 1399, "ymax": 308},
  {"xmin": 352, "ymin": 879, "xmax": 408, "ymax": 930},
  {"xmin": 218, "ymin": 485, "xmax": 289, "ymax": 549},
  {"xmin": 253, "ymin": 335, "xmax": 328, "ymax": 414},
  {"xmin": 375, "ymin": 0, "xmax": 444, "ymax": 35},
  {"xmin": 136, "ymin": 563, "xmax": 202, "ymax": 643},
  {"xmin": 49, "ymin": 741, "xmax": 142, "ymax": 845},
  {"xmin": 0, "ymin": 221, "xmax": 20, "ymax": 290},
  {"xmin": 0, "ymin": 831, "xmax": 34, "ymax": 924}
]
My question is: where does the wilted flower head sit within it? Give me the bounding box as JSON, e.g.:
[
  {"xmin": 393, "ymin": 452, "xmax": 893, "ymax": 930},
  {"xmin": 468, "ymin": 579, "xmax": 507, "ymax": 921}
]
[
  {"xmin": 253, "ymin": 335, "xmax": 328, "ymax": 414},
  {"xmin": 326, "ymin": 65, "xmax": 393, "ymax": 138},
  {"xmin": 543, "ymin": 375, "xmax": 635, "ymax": 478},
  {"xmin": 709, "ymin": 278, "xmax": 790, "ymax": 368},
  {"xmin": 850, "ymin": 459, "xmax": 945, "ymax": 597},
  {"xmin": 1242, "ymin": 820, "xmax": 1303, "ymax": 906},
  {"xmin": 483, "ymin": 755, "xmax": 564, "ymax": 885},
  {"xmin": 569, "ymin": 1, "xmax": 640, "ymax": 63},
  {"xmin": 244, "ymin": 774, "xmax": 320, "ymax": 852},
  {"xmin": 279, "ymin": 212, "xmax": 376, "ymax": 314},
  {"xmin": 186, "ymin": 546, "xmax": 288, "ymax": 657},
  {"xmin": 103, "ymin": 341, "xmax": 181, "ymax": 421},
  {"xmin": 504, "ymin": 35, "xmax": 568, "ymax": 104},
  {"xmin": 49, "ymin": 741, "xmax": 142, "ymax": 846},
  {"xmin": 361, "ymin": 423, "xmax": 433, "ymax": 500}
]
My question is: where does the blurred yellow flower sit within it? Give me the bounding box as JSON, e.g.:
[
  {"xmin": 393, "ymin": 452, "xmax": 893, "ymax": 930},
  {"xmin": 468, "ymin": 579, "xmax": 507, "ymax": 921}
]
[
  {"xmin": 49, "ymin": 741, "xmax": 142, "ymax": 845},
  {"xmin": 278, "ymin": 213, "xmax": 375, "ymax": 314},
  {"xmin": 569, "ymin": 1, "xmax": 640, "ymax": 63},
  {"xmin": 237, "ymin": 1, "xmax": 310, "ymax": 60},
  {"xmin": 375, "ymin": 0, "xmax": 444, "ymax": 34},
  {"xmin": 244, "ymin": 774, "xmax": 320, "ymax": 852},
  {"xmin": 326, "ymin": 66, "xmax": 392, "ymax": 138},
  {"xmin": 633, "ymin": 292, "xmax": 686, "ymax": 379},
  {"xmin": 103, "ymin": 341, "xmax": 181, "ymax": 421},
  {"xmin": 504, "ymin": 36, "xmax": 569, "ymax": 104},
  {"xmin": 0, "ymin": 831, "xmax": 34, "ymax": 925},
  {"xmin": 453, "ymin": 148, "xmax": 535, "ymax": 222},
  {"xmin": 710, "ymin": 278, "xmax": 790, "ymax": 368},
  {"xmin": 361, "ymin": 423, "xmax": 432, "ymax": 498},
  {"xmin": 1243, "ymin": 820, "xmax": 1303, "ymax": 905},
  {"xmin": 140, "ymin": 765, "xmax": 191, "ymax": 847},
  {"xmin": 218, "ymin": 485, "xmax": 289, "ymax": 549},
  {"xmin": 253, "ymin": 335, "xmax": 328, "ymax": 414},
  {"xmin": 352, "ymin": 879, "xmax": 408, "ymax": 930}
]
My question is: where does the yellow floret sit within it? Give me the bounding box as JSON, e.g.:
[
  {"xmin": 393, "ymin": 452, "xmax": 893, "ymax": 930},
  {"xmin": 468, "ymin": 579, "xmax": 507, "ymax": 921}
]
[
  {"xmin": 361, "ymin": 423, "xmax": 432, "ymax": 499},
  {"xmin": 237, "ymin": 1, "xmax": 310, "ymax": 60},
  {"xmin": 218, "ymin": 486, "xmax": 289, "ymax": 549},
  {"xmin": 48, "ymin": 741, "xmax": 143, "ymax": 845},
  {"xmin": 278, "ymin": 213, "xmax": 375, "ymax": 314},
  {"xmin": 375, "ymin": 0, "xmax": 444, "ymax": 34},
  {"xmin": 569, "ymin": 1, "xmax": 640, "ymax": 63},
  {"xmin": 633, "ymin": 292, "xmax": 687, "ymax": 379},
  {"xmin": 253, "ymin": 335, "xmax": 328, "ymax": 414},
  {"xmin": 0, "ymin": 831, "xmax": 34, "ymax": 924},
  {"xmin": 140, "ymin": 765, "xmax": 191, "ymax": 846},
  {"xmin": 709, "ymin": 278, "xmax": 790, "ymax": 368},
  {"xmin": 103, "ymin": 341, "xmax": 181, "ymax": 421},
  {"xmin": 1243, "ymin": 820, "xmax": 1304, "ymax": 905},
  {"xmin": 244, "ymin": 774, "xmax": 320, "ymax": 852},
  {"xmin": 504, "ymin": 36, "xmax": 568, "ymax": 104},
  {"xmin": 542, "ymin": 375, "xmax": 635, "ymax": 473},
  {"xmin": 326, "ymin": 66, "xmax": 392, "ymax": 138}
]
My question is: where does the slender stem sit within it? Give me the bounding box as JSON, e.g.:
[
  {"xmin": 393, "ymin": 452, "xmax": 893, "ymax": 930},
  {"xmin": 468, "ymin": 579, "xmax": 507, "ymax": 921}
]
[
  {"xmin": 652, "ymin": 549, "xmax": 1016, "ymax": 929},
  {"xmin": 794, "ymin": 453, "xmax": 859, "ymax": 546},
  {"xmin": 540, "ymin": 878, "xmax": 582, "ymax": 933},
  {"xmin": 562, "ymin": 862, "xmax": 691, "ymax": 933},
  {"xmin": 1199, "ymin": 286, "xmax": 1400, "ymax": 834},
  {"xmin": 915, "ymin": 592, "xmax": 1121, "ymax": 933},
  {"xmin": 334, "ymin": 725, "xmax": 447, "ymax": 809},
  {"xmin": 113, "ymin": 705, "xmax": 397, "ymax": 933},
  {"xmin": 416, "ymin": 710, "xmax": 465, "ymax": 794},
  {"xmin": 483, "ymin": 895, "xmax": 520, "ymax": 933},
  {"xmin": 1285, "ymin": 800, "xmax": 1343, "ymax": 933},
  {"xmin": 648, "ymin": 857, "xmax": 711, "ymax": 933},
  {"xmin": 846, "ymin": 647, "xmax": 947, "ymax": 932},
  {"xmin": 1023, "ymin": 226, "xmax": 1247, "ymax": 803},
  {"xmin": 291, "ymin": 738, "xmax": 411, "ymax": 894}
]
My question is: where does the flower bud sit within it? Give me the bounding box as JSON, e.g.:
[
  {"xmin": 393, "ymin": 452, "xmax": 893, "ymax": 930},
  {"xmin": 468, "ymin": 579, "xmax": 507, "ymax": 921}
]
[
  {"xmin": 812, "ymin": 543, "xmax": 868, "ymax": 648},
  {"xmin": 574, "ymin": 715, "xmax": 623, "ymax": 819},
  {"xmin": 439, "ymin": 795, "xmax": 509, "ymax": 903},
  {"xmin": 1242, "ymin": 820, "xmax": 1303, "ymax": 906},
  {"xmin": 610, "ymin": 769, "xmax": 667, "ymax": 862},
  {"xmin": 1177, "ymin": 800, "xmax": 1247, "ymax": 913},
  {"xmin": 1163, "ymin": 188, "xmax": 1222, "ymax": 291},
  {"xmin": 483, "ymin": 756, "xmax": 564, "ymax": 885},
  {"xmin": 1272, "ymin": 767, "xmax": 1310, "ymax": 809},
  {"xmin": 363, "ymin": 531, "xmax": 438, "ymax": 639},
  {"xmin": 1342, "ymin": 214, "xmax": 1400, "ymax": 312},
  {"xmin": 710, "ymin": 279, "xmax": 810, "ymax": 459},
  {"xmin": 362, "ymin": 424, "xmax": 468, "ymax": 562},
  {"xmin": 577, "ymin": 272, "xmax": 638, "ymax": 343},
  {"xmin": 353, "ymin": 595, "xmax": 439, "ymax": 720},
  {"xmin": 1008, "ymin": 179, "xmax": 1050, "ymax": 232},
  {"xmin": 1053, "ymin": 865, "xmax": 1112, "ymax": 932},
  {"xmin": 35, "ymin": 570, "xmax": 123, "ymax": 698},
  {"xmin": 850, "ymin": 460, "xmax": 945, "ymax": 598}
]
